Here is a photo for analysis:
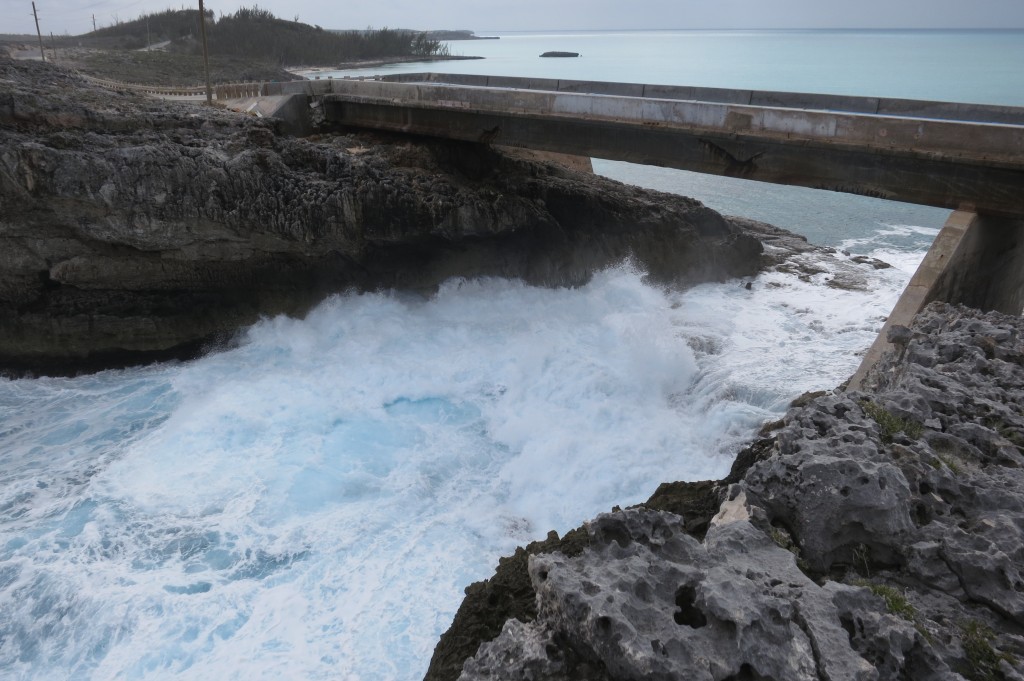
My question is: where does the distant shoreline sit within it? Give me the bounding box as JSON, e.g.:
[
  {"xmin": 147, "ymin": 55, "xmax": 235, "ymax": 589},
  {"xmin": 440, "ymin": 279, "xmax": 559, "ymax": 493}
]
[
  {"xmin": 288, "ymin": 54, "xmax": 483, "ymax": 77},
  {"xmin": 2, "ymin": 28, "xmax": 1023, "ymax": 43}
]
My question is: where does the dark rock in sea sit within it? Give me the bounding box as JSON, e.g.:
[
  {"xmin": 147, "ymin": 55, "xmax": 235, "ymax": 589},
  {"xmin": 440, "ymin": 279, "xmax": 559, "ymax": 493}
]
[
  {"xmin": 432, "ymin": 303, "xmax": 1024, "ymax": 681},
  {"xmin": 851, "ymin": 254, "xmax": 893, "ymax": 270},
  {"xmin": 0, "ymin": 56, "xmax": 769, "ymax": 375},
  {"xmin": 540, "ymin": 51, "xmax": 580, "ymax": 58}
]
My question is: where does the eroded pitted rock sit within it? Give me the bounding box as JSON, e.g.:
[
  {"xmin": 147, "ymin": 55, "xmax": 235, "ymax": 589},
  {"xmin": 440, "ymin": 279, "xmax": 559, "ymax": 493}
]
[
  {"xmin": 742, "ymin": 303, "xmax": 1024, "ymax": 675},
  {"xmin": 458, "ymin": 507, "xmax": 963, "ymax": 681},
  {"xmin": 461, "ymin": 506, "xmax": 920, "ymax": 681},
  {"xmin": 745, "ymin": 305, "xmax": 1024, "ymax": 604},
  {"xmin": 745, "ymin": 393, "xmax": 918, "ymax": 573},
  {"xmin": 446, "ymin": 304, "xmax": 1024, "ymax": 681},
  {"xmin": 825, "ymin": 584, "xmax": 938, "ymax": 679}
]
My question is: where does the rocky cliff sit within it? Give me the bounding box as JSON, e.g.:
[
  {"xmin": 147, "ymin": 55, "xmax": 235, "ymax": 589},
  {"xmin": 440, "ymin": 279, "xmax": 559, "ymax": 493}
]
[
  {"xmin": 1, "ymin": 57, "xmax": 769, "ymax": 375},
  {"xmin": 430, "ymin": 303, "xmax": 1024, "ymax": 681}
]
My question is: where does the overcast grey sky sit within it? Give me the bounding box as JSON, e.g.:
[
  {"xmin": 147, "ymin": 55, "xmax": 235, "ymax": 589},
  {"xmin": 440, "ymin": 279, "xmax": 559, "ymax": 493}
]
[{"xmin": 4, "ymin": 0, "xmax": 1024, "ymax": 38}]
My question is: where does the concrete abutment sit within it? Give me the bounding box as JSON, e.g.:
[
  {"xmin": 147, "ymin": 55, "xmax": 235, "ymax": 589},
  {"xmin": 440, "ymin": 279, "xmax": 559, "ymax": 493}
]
[{"xmin": 848, "ymin": 211, "xmax": 1024, "ymax": 391}]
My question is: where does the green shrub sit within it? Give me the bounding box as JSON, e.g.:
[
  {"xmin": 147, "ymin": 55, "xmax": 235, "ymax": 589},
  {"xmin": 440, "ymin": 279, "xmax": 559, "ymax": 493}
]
[
  {"xmin": 768, "ymin": 526, "xmax": 810, "ymax": 573},
  {"xmin": 961, "ymin": 620, "xmax": 1015, "ymax": 681},
  {"xmin": 864, "ymin": 583, "xmax": 915, "ymax": 621},
  {"xmin": 935, "ymin": 452, "xmax": 962, "ymax": 474},
  {"xmin": 862, "ymin": 400, "xmax": 923, "ymax": 443},
  {"xmin": 87, "ymin": 6, "xmax": 449, "ymax": 65}
]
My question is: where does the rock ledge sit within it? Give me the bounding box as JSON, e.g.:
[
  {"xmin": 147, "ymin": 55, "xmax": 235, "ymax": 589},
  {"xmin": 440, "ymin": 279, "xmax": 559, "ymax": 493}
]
[{"xmin": 1, "ymin": 56, "xmax": 769, "ymax": 374}]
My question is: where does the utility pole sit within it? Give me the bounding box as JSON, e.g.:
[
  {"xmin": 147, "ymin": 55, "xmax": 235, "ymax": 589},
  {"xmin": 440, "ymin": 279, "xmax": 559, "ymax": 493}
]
[
  {"xmin": 198, "ymin": 0, "xmax": 212, "ymax": 104},
  {"xmin": 92, "ymin": 14, "xmax": 96, "ymax": 32},
  {"xmin": 31, "ymin": 2, "xmax": 45, "ymax": 62}
]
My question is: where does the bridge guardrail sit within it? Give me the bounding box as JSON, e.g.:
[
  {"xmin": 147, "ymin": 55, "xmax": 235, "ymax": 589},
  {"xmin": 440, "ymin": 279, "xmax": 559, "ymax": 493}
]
[
  {"xmin": 323, "ymin": 79, "xmax": 1024, "ymax": 164},
  {"xmin": 377, "ymin": 73, "xmax": 1024, "ymax": 127},
  {"xmin": 214, "ymin": 82, "xmax": 269, "ymax": 99},
  {"xmin": 79, "ymin": 74, "xmax": 208, "ymax": 97},
  {"xmin": 81, "ymin": 72, "xmax": 379, "ymax": 100},
  {"xmin": 79, "ymin": 74, "xmax": 294, "ymax": 100}
]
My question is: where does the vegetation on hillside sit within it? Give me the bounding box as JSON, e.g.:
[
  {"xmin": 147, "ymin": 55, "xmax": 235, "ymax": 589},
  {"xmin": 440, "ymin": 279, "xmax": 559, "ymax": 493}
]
[
  {"xmin": 71, "ymin": 50, "xmax": 296, "ymax": 87},
  {"xmin": 86, "ymin": 6, "xmax": 448, "ymax": 65},
  {"xmin": 88, "ymin": 8, "xmax": 203, "ymax": 47}
]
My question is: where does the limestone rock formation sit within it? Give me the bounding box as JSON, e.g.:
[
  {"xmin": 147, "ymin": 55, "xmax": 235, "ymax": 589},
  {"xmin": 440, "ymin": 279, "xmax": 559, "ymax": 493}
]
[
  {"xmin": 435, "ymin": 303, "xmax": 1024, "ymax": 681},
  {"xmin": 0, "ymin": 56, "xmax": 768, "ymax": 374}
]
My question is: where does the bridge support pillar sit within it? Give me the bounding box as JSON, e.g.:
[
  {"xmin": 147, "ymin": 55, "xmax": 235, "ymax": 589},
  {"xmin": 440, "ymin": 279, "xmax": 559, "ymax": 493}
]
[
  {"xmin": 496, "ymin": 146, "xmax": 594, "ymax": 173},
  {"xmin": 847, "ymin": 210, "xmax": 1024, "ymax": 391},
  {"xmin": 220, "ymin": 94, "xmax": 312, "ymax": 137}
]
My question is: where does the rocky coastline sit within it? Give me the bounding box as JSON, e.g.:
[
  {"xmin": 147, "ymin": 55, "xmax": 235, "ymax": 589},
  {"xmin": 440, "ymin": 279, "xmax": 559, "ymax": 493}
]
[
  {"xmin": 429, "ymin": 303, "xmax": 1024, "ymax": 681},
  {"xmin": 5, "ymin": 56, "xmax": 1022, "ymax": 681}
]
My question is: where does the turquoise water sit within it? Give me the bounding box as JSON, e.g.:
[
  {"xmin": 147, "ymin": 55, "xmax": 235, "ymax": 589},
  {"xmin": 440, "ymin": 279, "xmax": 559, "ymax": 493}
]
[
  {"xmin": 315, "ymin": 29, "xmax": 1024, "ymax": 247},
  {"xmin": 334, "ymin": 29, "xmax": 1024, "ymax": 106},
  {"xmin": 2, "ymin": 29, "xmax": 1021, "ymax": 680}
]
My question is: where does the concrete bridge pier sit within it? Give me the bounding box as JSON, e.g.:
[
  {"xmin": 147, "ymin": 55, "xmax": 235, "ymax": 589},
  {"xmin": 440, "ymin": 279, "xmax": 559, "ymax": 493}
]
[
  {"xmin": 496, "ymin": 146, "xmax": 594, "ymax": 173},
  {"xmin": 847, "ymin": 210, "xmax": 1024, "ymax": 391}
]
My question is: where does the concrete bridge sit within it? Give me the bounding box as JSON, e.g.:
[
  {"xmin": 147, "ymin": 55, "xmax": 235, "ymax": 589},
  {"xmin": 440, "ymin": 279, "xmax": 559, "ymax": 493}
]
[
  {"xmin": 176, "ymin": 73, "xmax": 1024, "ymax": 386},
  {"xmin": 317, "ymin": 73, "xmax": 1024, "ymax": 218}
]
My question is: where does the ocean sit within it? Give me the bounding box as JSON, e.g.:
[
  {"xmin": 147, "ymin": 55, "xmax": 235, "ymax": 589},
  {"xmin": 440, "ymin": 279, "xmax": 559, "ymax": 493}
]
[{"xmin": 2, "ymin": 29, "xmax": 1021, "ymax": 681}]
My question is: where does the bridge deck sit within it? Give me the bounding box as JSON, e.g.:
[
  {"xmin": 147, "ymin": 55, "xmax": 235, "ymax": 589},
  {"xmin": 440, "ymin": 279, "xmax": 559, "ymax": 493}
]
[
  {"xmin": 376, "ymin": 73, "xmax": 1024, "ymax": 126},
  {"xmin": 315, "ymin": 73, "xmax": 1024, "ymax": 216}
]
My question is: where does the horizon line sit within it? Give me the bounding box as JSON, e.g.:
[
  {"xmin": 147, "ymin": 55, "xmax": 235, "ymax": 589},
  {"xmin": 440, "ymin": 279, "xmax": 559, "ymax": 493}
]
[{"xmin": 461, "ymin": 26, "xmax": 1024, "ymax": 33}]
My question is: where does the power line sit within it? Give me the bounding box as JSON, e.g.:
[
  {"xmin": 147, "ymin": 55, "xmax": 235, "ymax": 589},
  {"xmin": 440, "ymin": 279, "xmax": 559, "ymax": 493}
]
[
  {"xmin": 198, "ymin": 0, "xmax": 212, "ymax": 104},
  {"xmin": 31, "ymin": 2, "xmax": 45, "ymax": 62}
]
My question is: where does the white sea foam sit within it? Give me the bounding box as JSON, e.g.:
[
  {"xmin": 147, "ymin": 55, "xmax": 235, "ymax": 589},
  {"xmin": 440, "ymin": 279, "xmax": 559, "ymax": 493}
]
[
  {"xmin": 0, "ymin": 243, "xmax": 923, "ymax": 680},
  {"xmin": 838, "ymin": 223, "xmax": 942, "ymax": 252}
]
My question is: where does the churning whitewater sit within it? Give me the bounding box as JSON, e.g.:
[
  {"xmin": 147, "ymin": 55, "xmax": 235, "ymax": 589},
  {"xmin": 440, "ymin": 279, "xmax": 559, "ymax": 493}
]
[{"xmin": 0, "ymin": 236, "xmax": 925, "ymax": 680}]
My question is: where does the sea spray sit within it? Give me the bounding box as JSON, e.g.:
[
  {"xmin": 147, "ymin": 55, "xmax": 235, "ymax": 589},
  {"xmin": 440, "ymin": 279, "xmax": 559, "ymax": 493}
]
[{"xmin": 0, "ymin": 252, "xmax": 920, "ymax": 680}]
